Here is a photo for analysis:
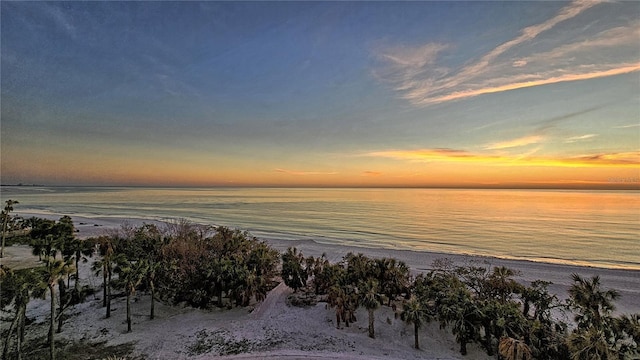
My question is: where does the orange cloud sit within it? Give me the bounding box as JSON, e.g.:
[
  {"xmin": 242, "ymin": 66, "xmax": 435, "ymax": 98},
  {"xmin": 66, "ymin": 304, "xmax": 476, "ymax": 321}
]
[
  {"xmin": 275, "ymin": 168, "xmax": 338, "ymax": 176},
  {"xmin": 366, "ymin": 148, "xmax": 640, "ymax": 167}
]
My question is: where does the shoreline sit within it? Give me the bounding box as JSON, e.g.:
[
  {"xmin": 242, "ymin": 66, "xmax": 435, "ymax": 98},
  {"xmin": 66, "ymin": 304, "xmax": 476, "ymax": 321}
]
[{"xmin": 14, "ymin": 210, "xmax": 640, "ymax": 270}]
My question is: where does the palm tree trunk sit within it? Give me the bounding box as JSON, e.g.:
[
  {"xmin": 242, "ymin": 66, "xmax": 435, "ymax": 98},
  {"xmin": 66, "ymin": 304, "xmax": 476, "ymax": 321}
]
[
  {"xmin": 368, "ymin": 308, "xmax": 375, "ymax": 339},
  {"xmin": 50, "ymin": 285, "xmax": 56, "ymax": 360},
  {"xmin": 18, "ymin": 303, "xmax": 26, "ymax": 360},
  {"xmin": 414, "ymin": 322, "xmax": 420, "ymax": 349},
  {"xmin": 57, "ymin": 279, "xmax": 66, "ymax": 333},
  {"xmin": 2, "ymin": 307, "xmax": 19, "ymax": 360},
  {"xmin": 126, "ymin": 292, "xmax": 132, "ymax": 333},
  {"xmin": 19, "ymin": 303, "xmax": 26, "ymax": 343},
  {"xmin": 16, "ymin": 304, "xmax": 25, "ymax": 360},
  {"xmin": 483, "ymin": 323, "xmax": 493, "ymax": 356},
  {"xmin": 75, "ymin": 253, "xmax": 80, "ymax": 291},
  {"xmin": 106, "ymin": 269, "xmax": 112, "ymax": 318},
  {"xmin": 150, "ymin": 280, "xmax": 155, "ymax": 320},
  {"xmin": 102, "ymin": 263, "xmax": 107, "ymax": 307},
  {"xmin": 460, "ymin": 339, "xmax": 467, "ymax": 356},
  {"xmin": 217, "ymin": 288, "xmax": 224, "ymax": 308},
  {"xmin": 1, "ymin": 215, "xmax": 8, "ymax": 258}
]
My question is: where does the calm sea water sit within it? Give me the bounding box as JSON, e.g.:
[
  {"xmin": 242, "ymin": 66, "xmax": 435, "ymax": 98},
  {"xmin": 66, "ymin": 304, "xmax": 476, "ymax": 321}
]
[{"xmin": 1, "ymin": 186, "xmax": 638, "ymax": 270}]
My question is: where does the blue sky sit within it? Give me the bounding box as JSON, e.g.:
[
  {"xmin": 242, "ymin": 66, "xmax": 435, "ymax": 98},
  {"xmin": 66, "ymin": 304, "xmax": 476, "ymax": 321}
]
[{"xmin": 1, "ymin": 1, "xmax": 639, "ymax": 187}]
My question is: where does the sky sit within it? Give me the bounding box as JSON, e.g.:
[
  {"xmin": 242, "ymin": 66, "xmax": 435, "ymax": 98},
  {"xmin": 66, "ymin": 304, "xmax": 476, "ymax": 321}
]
[{"xmin": 1, "ymin": 1, "xmax": 639, "ymax": 189}]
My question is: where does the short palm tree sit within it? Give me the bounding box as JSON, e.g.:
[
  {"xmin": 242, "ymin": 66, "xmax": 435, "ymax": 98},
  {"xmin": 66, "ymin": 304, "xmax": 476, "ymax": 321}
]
[
  {"xmin": 281, "ymin": 247, "xmax": 307, "ymax": 292},
  {"xmin": 114, "ymin": 258, "xmax": 148, "ymax": 332},
  {"xmin": 569, "ymin": 274, "xmax": 620, "ymax": 330},
  {"xmin": 92, "ymin": 236, "xmax": 119, "ymax": 318},
  {"xmin": 568, "ymin": 326, "xmax": 614, "ymax": 360},
  {"xmin": 66, "ymin": 237, "xmax": 95, "ymax": 291},
  {"xmin": 328, "ymin": 285, "xmax": 346, "ymax": 328},
  {"xmin": 401, "ymin": 296, "xmax": 430, "ymax": 349},
  {"xmin": 499, "ymin": 337, "xmax": 532, "ymax": 360},
  {"xmin": 440, "ymin": 287, "xmax": 483, "ymax": 355},
  {"xmin": 360, "ymin": 279, "xmax": 381, "ymax": 338}
]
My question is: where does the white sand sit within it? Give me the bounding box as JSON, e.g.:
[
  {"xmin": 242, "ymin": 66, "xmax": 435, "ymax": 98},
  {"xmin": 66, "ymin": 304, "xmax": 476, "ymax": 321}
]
[{"xmin": 3, "ymin": 214, "xmax": 639, "ymax": 359}]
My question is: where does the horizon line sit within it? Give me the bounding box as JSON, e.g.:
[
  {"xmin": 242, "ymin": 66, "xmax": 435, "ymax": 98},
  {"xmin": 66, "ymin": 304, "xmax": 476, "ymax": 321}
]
[{"xmin": 2, "ymin": 183, "xmax": 639, "ymax": 191}]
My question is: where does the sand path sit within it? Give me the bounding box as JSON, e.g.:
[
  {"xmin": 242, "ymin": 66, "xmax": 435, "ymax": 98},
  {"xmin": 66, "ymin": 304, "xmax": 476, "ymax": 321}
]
[{"xmin": 250, "ymin": 282, "xmax": 289, "ymax": 320}]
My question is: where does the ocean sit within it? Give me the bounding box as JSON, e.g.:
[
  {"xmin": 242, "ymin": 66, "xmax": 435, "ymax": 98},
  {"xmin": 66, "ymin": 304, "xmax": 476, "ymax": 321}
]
[{"xmin": 1, "ymin": 186, "xmax": 638, "ymax": 270}]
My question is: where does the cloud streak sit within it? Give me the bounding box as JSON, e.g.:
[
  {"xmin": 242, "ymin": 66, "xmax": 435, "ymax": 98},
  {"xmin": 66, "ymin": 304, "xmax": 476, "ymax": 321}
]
[
  {"xmin": 366, "ymin": 148, "xmax": 640, "ymax": 167},
  {"xmin": 485, "ymin": 135, "xmax": 544, "ymax": 150},
  {"xmin": 275, "ymin": 168, "xmax": 338, "ymax": 176},
  {"xmin": 565, "ymin": 134, "xmax": 597, "ymax": 143},
  {"xmin": 375, "ymin": 0, "xmax": 640, "ymax": 105}
]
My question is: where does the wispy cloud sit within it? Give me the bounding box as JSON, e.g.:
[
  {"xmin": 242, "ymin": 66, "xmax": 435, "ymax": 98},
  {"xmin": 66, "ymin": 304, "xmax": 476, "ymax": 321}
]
[
  {"xmin": 44, "ymin": 3, "xmax": 77, "ymax": 38},
  {"xmin": 375, "ymin": 0, "xmax": 640, "ymax": 105},
  {"xmin": 614, "ymin": 123, "xmax": 640, "ymax": 129},
  {"xmin": 362, "ymin": 171, "xmax": 383, "ymax": 177},
  {"xmin": 485, "ymin": 135, "xmax": 544, "ymax": 150},
  {"xmin": 365, "ymin": 148, "xmax": 639, "ymax": 167},
  {"xmin": 275, "ymin": 168, "xmax": 338, "ymax": 176},
  {"xmin": 565, "ymin": 134, "xmax": 597, "ymax": 143}
]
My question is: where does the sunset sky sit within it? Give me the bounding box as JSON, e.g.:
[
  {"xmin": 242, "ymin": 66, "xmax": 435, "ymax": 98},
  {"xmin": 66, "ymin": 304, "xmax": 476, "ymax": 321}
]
[{"xmin": 1, "ymin": 1, "xmax": 639, "ymax": 188}]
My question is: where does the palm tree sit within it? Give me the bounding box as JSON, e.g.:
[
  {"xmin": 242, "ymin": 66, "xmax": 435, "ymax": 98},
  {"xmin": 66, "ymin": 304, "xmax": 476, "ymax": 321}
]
[
  {"xmin": 568, "ymin": 274, "xmax": 622, "ymax": 360},
  {"xmin": 375, "ymin": 258, "xmax": 410, "ymax": 306},
  {"xmin": 42, "ymin": 257, "xmax": 75, "ymax": 360},
  {"xmin": 499, "ymin": 337, "xmax": 532, "ymax": 360},
  {"xmin": 92, "ymin": 236, "xmax": 119, "ymax": 318},
  {"xmin": 568, "ymin": 326, "xmax": 614, "ymax": 360},
  {"xmin": 281, "ymin": 247, "xmax": 308, "ymax": 292},
  {"xmin": 401, "ymin": 296, "xmax": 430, "ymax": 349},
  {"xmin": 612, "ymin": 313, "xmax": 640, "ymax": 358},
  {"xmin": 360, "ymin": 279, "xmax": 381, "ymax": 338},
  {"xmin": 486, "ymin": 266, "xmax": 520, "ymax": 304},
  {"xmin": 568, "ymin": 274, "xmax": 620, "ymax": 330},
  {"xmin": 344, "ymin": 252, "xmax": 372, "ymax": 286},
  {"xmin": 309, "ymin": 253, "xmax": 330, "ymax": 294},
  {"xmin": 1, "ymin": 199, "xmax": 19, "ymax": 258},
  {"xmin": 114, "ymin": 258, "xmax": 148, "ymax": 332},
  {"xmin": 133, "ymin": 224, "xmax": 165, "ymax": 319},
  {"xmin": 65, "ymin": 237, "xmax": 95, "ymax": 291},
  {"xmin": 328, "ymin": 285, "xmax": 346, "ymax": 328},
  {"xmin": 146, "ymin": 260, "xmax": 162, "ymax": 319},
  {"xmin": 1, "ymin": 267, "xmax": 47, "ymax": 360},
  {"xmin": 440, "ymin": 287, "xmax": 483, "ymax": 355}
]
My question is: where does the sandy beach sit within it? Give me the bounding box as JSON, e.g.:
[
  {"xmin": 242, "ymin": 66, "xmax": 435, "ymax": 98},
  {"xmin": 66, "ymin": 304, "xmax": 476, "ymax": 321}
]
[{"xmin": 2, "ymin": 213, "xmax": 638, "ymax": 359}]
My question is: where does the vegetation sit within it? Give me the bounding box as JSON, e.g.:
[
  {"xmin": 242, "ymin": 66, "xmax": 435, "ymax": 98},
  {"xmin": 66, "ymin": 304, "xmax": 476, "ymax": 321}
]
[
  {"xmin": 281, "ymin": 247, "xmax": 639, "ymax": 359},
  {"xmin": 0, "ymin": 214, "xmax": 280, "ymax": 359}
]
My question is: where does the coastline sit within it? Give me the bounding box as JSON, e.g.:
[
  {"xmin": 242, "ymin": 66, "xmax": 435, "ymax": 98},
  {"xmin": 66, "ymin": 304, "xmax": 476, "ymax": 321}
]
[{"xmin": 12, "ymin": 211, "xmax": 640, "ymax": 315}]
